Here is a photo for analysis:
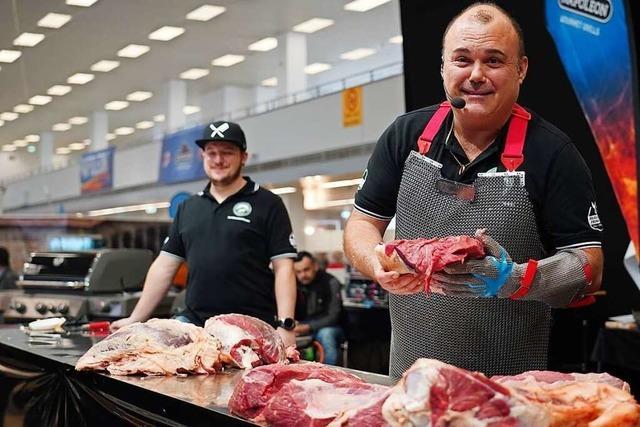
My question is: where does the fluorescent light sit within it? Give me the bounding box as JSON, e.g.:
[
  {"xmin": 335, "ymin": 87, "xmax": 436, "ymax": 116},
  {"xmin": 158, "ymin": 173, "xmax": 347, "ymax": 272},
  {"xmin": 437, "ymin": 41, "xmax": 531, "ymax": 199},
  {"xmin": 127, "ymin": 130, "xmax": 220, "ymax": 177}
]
[
  {"xmin": 105, "ymin": 133, "xmax": 116, "ymax": 141},
  {"xmin": 148, "ymin": 26, "xmax": 185, "ymax": 41},
  {"xmin": 0, "ymin": 50, "xmax": 22, "ymax": 63},
  {"xmin": 271, "ymin": 187, "xmax": 297, "ymax": 195},
  {"xmin": 117, "ymin": 44, "xmax": 150, "ymax": 58},
  {"xmin": 183, "ymin": 105, "xmax": 201, "ymax": 115},
  {"xmin": 2, "ymin": 145, "xmax": 16, "ymax": 152},
  {"xmin": 52, "ymin": 123, "xmax": 71, "ymax": 131},
  {"xmin": 304, "ymin": 62, "xmax": 331, "ymax": 75},
  {"xmin": 340, "ymin": 48, "xmax": 376, "ymax": 60},
  {"xmin": 248, "ymin": 37, "xmax": 278, "ymax": 52},
  {"xmin": 47, "ymin": 85, "xmax": 72, "ymax": 96},
  {"xmin": 389, "ymin": 35, "xmax": 403, "ymax": 44},
  {"xmin": 13, "ymin": 32, "xmax": 45, "ymax": 47},
  {"xmin": 114, "ymin": 126, "xmax": 135, "ymax": 135},
  {"xmin": 186, "ymin": 5, "xmax": 226, "ymax": 21},
  {"xmin": 68, "ymin": 116, "xmax": 88, "ymax": 125},
  {"xmin": 29, "ymin": 95, "xmax": 52, "ymax": 105},
  {"xmin": 211, "ymin": 54, "xmax": 245, "ymax": 67},
  {"xmin": 153, "ymin": 114, "xmax": 165, "ymax": 122},
  {"xmin": 104, "ymin": 100, "xmax": 129, "ymax": 111},
  {"xmin": 180, "ymin": 68, "xmax": 210, "ymax": 80},
  {"xmin": 69, "ymin": 142, "xmax": 86, "ymax": 150},
  {"xmin": 91, "ymin": 60, "xmax": 120, "ymax": 72},
  {"xmin": 13, "ymin": 140, "xmax": 28, "ymax": 148},
  {"xmin": 126, "ymin": 91, "xmax": 153, "ymax": 101},
  {"xmin": 56, "ymin": 147, "xmax": 71, "ymax": 155},
  {"xmin": 293, "ymin": 18, "xmax": 334, "ymax": 33},
  {"xmin": 0, "ymin": 120, "xmax": 4, "ymax": 127},
  {"xmin": 136, "ymin": 120, "xmax": 154, "ymax": 129},
  {"xmin": 25, "ymin": 134, "xmax": 40, "ymax": 143},
  {"xmin": 261, "ymin": 77, "xmax": 278, "ymax": 87},
  {"xmin": 66, "ymin": 0, "xmax": 99, "ymax": 6},
  {"xmin": 83, "ymin": 138, "xmax": 91, "ymax": 146},
  {"xmin": 344, "ymin": 0, "xmax": 391, "ymax": 12},
  {"xmin": 320, "ymin": 178, "xmax": 364, "ymax": 189},
  {"xmin": 38, "ymin": 13, "xmax": 71, "ymax": 29},
  {"xmin": 1, "ymin": 112, "xmax": 19, "ymax": 121},
  {"xmin": 67, "ymin": 73, "xmax": 94, "ymax": 84},
  {"xmin": 14, "ymin": 104, "xmax": 34, "ymax": 114}
]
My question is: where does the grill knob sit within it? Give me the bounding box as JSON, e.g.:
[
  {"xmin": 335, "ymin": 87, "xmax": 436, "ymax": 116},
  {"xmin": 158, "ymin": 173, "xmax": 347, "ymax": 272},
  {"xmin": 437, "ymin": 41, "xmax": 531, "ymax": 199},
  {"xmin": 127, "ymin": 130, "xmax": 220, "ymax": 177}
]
[
  {"xmin": 35, "ymin": 303, "xmax": 47, "ymax": 314},
  {"xmin": 57, "ymin": 304, "xmax": 69, "ymax": 315},
  {"xmin": 47, "ymin": 304, "xmax": 56, "ymax": 313},
  {"xmin": 12, "ymin": 302, "xmax": 26, "ymax": 314}
]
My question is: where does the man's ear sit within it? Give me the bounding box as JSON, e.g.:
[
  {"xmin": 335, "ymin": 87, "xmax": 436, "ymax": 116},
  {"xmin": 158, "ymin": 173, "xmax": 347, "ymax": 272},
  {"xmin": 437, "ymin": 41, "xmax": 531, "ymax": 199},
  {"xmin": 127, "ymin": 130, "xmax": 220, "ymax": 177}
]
[{"xmin": 517, "ymin": 56, "xmax": 529, "ymax": 84}]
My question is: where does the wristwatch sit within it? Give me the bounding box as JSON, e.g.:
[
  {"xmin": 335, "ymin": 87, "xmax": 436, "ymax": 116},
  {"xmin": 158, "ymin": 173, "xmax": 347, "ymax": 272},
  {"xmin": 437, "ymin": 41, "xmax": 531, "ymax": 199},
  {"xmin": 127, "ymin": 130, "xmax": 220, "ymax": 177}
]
[{"xmin": 275, "ymin": 317, "xmax": 296, "ymax": 331}]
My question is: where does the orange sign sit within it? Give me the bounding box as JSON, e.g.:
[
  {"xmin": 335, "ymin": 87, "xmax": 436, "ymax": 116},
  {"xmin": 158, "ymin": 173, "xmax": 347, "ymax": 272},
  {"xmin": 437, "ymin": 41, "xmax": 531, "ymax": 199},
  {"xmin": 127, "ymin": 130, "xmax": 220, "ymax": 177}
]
[{"xmin": 342, "ymin": 86, "xmax": 362, "ymax": 127}]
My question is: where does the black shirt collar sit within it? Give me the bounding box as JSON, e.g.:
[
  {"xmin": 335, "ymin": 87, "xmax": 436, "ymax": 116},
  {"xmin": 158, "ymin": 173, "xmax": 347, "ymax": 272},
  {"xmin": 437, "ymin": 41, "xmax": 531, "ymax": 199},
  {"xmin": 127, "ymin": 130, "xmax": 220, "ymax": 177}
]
[{"xmin": 200, "ymin": 176, "xmax": 259, "ymax": 201}]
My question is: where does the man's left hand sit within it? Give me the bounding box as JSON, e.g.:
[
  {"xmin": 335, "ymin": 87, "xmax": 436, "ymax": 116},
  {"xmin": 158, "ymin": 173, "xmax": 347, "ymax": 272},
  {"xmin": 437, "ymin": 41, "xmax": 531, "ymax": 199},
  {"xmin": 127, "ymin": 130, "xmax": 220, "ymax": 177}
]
[
  {"xmin": 294, "ymin": 323, "xmax": 311, "ymax": 336},
  {"xmin": 277, "ymin": 327, "xmax": 296, "ymax": 347}
]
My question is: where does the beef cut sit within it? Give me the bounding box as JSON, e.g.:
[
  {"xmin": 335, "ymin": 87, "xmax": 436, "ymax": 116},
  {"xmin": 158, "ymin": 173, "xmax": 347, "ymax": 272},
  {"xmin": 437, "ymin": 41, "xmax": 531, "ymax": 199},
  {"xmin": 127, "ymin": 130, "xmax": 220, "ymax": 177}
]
[
  {"xmin": 494, "ymin": 371, "xmax": 640, "ymax": 427},
  {"xmin": 375, "ymin": 235, "xmax": 485, "ymax": 292},
  {"xmin": 204, "ymin": 313, "xmax": 298, "ymax": 369},
  {"xmin": 75, "ymin": 318, "xmax": 221, "ymax": 375},
  {"xmin": 381, "ymin": 359, "xmax": 550, "ymax": 426},
  {"xmin": 228, "ymin": 363, "xmax": 375, "ymax": 421}
]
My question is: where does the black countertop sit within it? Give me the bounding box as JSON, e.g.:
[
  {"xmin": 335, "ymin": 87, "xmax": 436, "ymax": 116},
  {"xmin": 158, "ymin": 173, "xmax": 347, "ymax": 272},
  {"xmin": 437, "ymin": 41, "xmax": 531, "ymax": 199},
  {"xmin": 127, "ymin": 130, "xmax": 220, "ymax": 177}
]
[{"xmin": 0, "ymin": 325, "xmax": 394, "ymax": 426}]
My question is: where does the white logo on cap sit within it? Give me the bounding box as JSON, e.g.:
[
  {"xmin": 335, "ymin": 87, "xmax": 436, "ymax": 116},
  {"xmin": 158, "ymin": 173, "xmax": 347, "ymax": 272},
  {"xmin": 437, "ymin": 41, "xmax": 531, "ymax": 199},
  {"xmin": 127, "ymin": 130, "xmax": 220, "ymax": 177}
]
[{"xmin": 210, "ymin": 122, "xmax": 230, "ymax": 138}]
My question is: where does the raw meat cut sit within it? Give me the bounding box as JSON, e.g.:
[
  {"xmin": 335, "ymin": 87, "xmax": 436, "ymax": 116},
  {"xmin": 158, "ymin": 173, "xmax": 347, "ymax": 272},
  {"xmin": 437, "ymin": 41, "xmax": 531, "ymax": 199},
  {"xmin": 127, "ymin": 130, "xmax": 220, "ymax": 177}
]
[
  {"xmin": 228, "ymin": 363, "xmax": 370, "ymax": 421},
  {"xmin": 75, "ymin": 318, "xmax": 221, "ymax": 375},
  {"xmin": 204, "ymin": 313, "xmax": 299, "ymax": 369},
  {"xmin": 494, "ymin": 371, "xmax": 640, "ymax": 427},
  {"xmin": 381, "ymin": 358, "xmax": 550, "ymax": 426},
  {"xmin": 376, "ymin": 235, "xmax": 485, "ymax": 292}
]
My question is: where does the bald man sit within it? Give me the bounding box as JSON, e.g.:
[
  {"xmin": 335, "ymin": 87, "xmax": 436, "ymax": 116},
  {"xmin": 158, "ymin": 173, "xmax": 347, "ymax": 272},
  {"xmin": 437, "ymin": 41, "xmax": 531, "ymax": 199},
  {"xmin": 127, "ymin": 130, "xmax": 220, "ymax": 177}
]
[{"xmin": 345, "ymin": 2, "xmax": 603, "ymax": 379}]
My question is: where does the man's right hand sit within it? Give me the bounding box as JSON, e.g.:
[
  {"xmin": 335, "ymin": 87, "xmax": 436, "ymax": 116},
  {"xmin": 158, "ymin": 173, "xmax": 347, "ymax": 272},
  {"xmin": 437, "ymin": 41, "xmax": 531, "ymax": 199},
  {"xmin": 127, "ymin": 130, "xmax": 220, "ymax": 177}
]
[
  {"xmin": 374, "ymin": 265, "xmax": 424, "ymax": 295},
  {"xmin": 110, "ymin": 316, "xmax": 142, "ymax": 332}
]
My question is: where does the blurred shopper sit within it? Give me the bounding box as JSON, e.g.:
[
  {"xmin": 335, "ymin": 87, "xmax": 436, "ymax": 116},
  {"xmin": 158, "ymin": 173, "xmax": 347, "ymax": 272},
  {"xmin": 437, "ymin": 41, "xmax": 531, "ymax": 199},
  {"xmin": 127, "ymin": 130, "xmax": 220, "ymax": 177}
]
[
  {"xmin": 0, "ymin": 247, "xmax": 17, "ymax": 290},
  {"xmin": 344, "ymin": 3, "xmax": 603, "ymax": 379},
  {"xmin": 112, "ymin": 121, "xmax": 298, "ymax": 347},
  {"xmin": 294, "ymin": 251, "xmax": 344, "ymax": 365}
]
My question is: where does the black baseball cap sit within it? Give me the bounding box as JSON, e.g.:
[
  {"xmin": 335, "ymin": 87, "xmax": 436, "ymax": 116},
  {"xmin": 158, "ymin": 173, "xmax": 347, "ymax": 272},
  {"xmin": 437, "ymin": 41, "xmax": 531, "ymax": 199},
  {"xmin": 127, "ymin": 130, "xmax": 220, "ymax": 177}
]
[{"xmin": 195, "ymin": 121, "xmax": 247, "ymax": 151}]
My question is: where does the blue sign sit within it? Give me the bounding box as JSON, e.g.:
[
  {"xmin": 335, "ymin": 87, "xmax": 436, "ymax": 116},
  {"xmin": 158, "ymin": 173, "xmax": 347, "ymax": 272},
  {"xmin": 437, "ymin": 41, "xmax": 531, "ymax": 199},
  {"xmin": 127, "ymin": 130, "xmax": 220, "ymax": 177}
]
[
  {"xmin": 159, "ymin": 126, "xmax": 206, "ymax": 184},
  {"xmin": 169, "ymin": 191, "xmax": 192, "ymax": 218},
  {"xmin": 80, "ymin": 147, "xmax": 114, "ymax": 194}
]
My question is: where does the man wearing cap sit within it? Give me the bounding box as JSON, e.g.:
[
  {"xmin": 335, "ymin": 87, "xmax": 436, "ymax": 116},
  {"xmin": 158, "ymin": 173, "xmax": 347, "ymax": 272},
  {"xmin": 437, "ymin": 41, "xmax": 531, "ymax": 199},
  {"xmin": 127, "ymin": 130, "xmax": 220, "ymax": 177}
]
[{"xmin": 111, "ymin": 121, "xmax": 298, "ymax": 347}]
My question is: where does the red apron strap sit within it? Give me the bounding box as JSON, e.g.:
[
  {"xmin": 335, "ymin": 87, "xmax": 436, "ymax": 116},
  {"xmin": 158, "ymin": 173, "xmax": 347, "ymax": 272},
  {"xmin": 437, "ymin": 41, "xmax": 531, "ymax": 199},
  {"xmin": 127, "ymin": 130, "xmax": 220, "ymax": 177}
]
[
  {"xmin": 417, "ymin": 102, "xmax": 451, "ymax": 155},
  {"xmin": 501, "ymin": 103, "xmax": 531, "ymax": 172}
]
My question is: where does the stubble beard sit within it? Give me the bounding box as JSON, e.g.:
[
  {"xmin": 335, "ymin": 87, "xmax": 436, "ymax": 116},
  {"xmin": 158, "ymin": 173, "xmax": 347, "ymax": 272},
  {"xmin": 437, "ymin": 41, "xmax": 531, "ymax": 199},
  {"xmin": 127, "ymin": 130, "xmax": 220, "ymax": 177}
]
[{"xmin": 210, "ymin": 163, "xmax": 243, "ymax": 187}]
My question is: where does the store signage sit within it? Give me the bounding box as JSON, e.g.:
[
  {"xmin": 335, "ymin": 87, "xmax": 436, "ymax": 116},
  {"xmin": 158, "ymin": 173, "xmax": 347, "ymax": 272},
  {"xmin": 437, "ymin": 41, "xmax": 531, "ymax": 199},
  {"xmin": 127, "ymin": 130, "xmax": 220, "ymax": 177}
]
[
  {"xmin": 159, "ymin": 126, "xmax": 206, "ymax": 184},
  {"xmin": 80, "ymin": 147, "xmax": 114, "ymax": 194},
  {"xmin": 342, "ymin": 86, "xmax": 363, "ymax": 127}
]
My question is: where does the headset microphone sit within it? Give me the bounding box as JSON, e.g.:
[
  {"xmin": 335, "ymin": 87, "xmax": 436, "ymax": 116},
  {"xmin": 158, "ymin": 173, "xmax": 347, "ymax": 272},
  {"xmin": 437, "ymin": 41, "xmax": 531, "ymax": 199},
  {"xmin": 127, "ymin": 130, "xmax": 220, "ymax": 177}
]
[{"xmin": 443, "ymin": 84, "xmax": 466, "ymax": 109}]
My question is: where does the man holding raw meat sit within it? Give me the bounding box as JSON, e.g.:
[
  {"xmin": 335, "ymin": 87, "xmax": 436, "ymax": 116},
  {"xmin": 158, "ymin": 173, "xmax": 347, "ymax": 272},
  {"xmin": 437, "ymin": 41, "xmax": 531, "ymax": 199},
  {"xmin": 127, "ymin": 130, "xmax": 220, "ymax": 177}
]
[
  {"xmin": 112, "ymin": 121, "xmax": 298, "ymax": 347},
  {"xmin": 344, "ymin": 2, "xmax": 603, "ymax": 379}
]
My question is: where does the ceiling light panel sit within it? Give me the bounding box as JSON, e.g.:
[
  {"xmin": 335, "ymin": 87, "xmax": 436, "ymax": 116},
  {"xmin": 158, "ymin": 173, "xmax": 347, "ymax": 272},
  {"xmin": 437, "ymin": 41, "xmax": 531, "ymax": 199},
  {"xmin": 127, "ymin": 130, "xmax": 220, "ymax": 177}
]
[
  {"xmin": 180, "ymin": 68, "xmax": 209, "ymax": 80},
  {"xmin": 261, "ymin": 77, "xmax": 278, "ymax": 87},
  {"xmin": 13, "ymin": 33, "xmax": 45, "ymax": 47},
  {"xmin": 52, "ymin": 123, "xmax": 71, "ymax": 131},
  {"xmin": 0, "ymin": 50, "xmax": 22, "ymax": 63},
  {"xmin": 117, "ymin": 44, "xmax": 150, "ymax": 58},
  {"xmin": 14, "ymin": 140, "xmax": 29, "ymax": 148},
  {"xmin": 148, "ymin": 26, "xmax": 185, "ymax": 41},
  {"xmin": 344, "ymin": 0, "xmax": 391, "ymax": 12},
  {"xmin": 293, "ymin": 18, "xmax": 334, "ymax": 33},
  {"xmin": 248, "ymin": 37, "xmax": 278, "ymax": 52},
  {"xmin": 1, "ymin": 112, "xmax": 19, "ymax": 121},
  {"xmin": 211, "ymin": 54, "xmax": 245, "ymax": 67},
  {"xmin": 106, "ymin": 133, "xmax": 116, "ymax": 141},
  {"xmin": 25, "ymin": 135, "xmax": 40, "ymax": 143},
  {"xmin": 389, "ymin": 35, "xmax": 403, "ymax": 44},
  {"xmin": 186, "ymin": 5, "xmax": 226, "ymax": 21},
  {"xmin": 67, "ymin": 73, "xmax": 94, "ymax": 84},
  {"xmin": 91, "ymin": 60, "xmax": 120, "ymax": 72},
  {"xmin": 69, "ymin": 142, "xmax": 86, "ymax": 150},
  {"xmin": 2, "ymin": 145, "xmax": 17, "ymax": 152},
  {"xmin": 29, "ymin": 95, "xmax": 52, "ymax": 105},
  {"xmin": 14, "ymin": 104, "xmax": 34, "ymax": 113},
  {"xmin": 66, "ymin": 0, "xmax": 99, "ymax": 6},
  {"xmin": 126, "ymin": 91, "xmax": 153, "ymax": 101},
  {"xmin": 114, "ymin": 127, "xmax": 135, "ymax": 135},
  {"xmin": 183, "ymin": 105, "xmax": 200, "ymax": 115},
  {"xmin": 38, "ymin": 13, "xmax": 71, "ymax": 29},
  {"xmin": 304, "ymin": 63, "xmax": 331, "ymax": 75},
  {"xmin": 56, "ymin": 147, "xmax": 71, "ymax": 155},
  {"xmin": 104, "ymin": 100, "xmax": 129, "ymax": 111},
  {"xmin": 68, "ymin": 116, "xmax": 88, "ymax": 125},
  {"xmin": 153, "ymin": 114, "xmax": 165, "ymax": 122},
  {"xmin": 136, "ymin": 121, "xmax": 154, "ymax": 129},
  {"xmin": 47, "ymin": 85, "xmax": 72, "ymax": 96},
  {"xmin": 340, "ymin": 48, "xmax": 376, "ymax": 60}
]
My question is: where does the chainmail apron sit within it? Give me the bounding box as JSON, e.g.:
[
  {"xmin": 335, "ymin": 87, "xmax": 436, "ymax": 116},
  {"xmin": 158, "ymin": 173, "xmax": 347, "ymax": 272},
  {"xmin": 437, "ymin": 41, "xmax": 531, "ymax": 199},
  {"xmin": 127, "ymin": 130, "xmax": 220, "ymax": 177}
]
[{"xmin": 389, "ymin": 107, "xmax": 551, "ymax": 380}]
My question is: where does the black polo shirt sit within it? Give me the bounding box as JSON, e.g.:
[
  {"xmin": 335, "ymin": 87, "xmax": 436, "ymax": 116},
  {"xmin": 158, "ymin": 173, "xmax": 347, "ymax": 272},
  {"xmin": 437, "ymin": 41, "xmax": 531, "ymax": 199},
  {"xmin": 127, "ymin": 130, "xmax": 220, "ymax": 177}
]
[
  {"xmin": 161, "ymin": 177, "xmax": 297, "ymax": 326},
  {"xmin": 355, "ymin": 104, "xmax": 603, "ymax": 253}
]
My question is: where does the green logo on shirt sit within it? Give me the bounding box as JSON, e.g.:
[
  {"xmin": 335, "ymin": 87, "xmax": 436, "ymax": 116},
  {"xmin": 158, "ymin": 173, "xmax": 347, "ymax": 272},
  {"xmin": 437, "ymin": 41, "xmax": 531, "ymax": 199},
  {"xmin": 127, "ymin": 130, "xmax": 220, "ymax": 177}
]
[{"xmin": 233, "ymin": 202, "xmax": 252, "ymax": 217}]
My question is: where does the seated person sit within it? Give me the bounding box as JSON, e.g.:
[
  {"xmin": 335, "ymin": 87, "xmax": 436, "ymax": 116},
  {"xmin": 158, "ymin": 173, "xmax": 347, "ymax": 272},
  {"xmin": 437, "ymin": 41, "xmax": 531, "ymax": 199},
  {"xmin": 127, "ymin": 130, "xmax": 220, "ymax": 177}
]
[
  {"xmin": 0, "ymin": 247, "xmax": 17, "ymax": 290},
  {"xmin": 294, "ymin": 251, "xmax": 344, "ymax": 365}
]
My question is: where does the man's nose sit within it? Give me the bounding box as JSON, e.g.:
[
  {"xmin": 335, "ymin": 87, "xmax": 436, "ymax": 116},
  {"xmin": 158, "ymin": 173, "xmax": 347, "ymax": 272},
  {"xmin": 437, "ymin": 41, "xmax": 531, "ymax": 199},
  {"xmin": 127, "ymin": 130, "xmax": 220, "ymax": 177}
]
[{"xmin": 469, "ymin": 61, "xmax": 486, "ymax": 84}]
